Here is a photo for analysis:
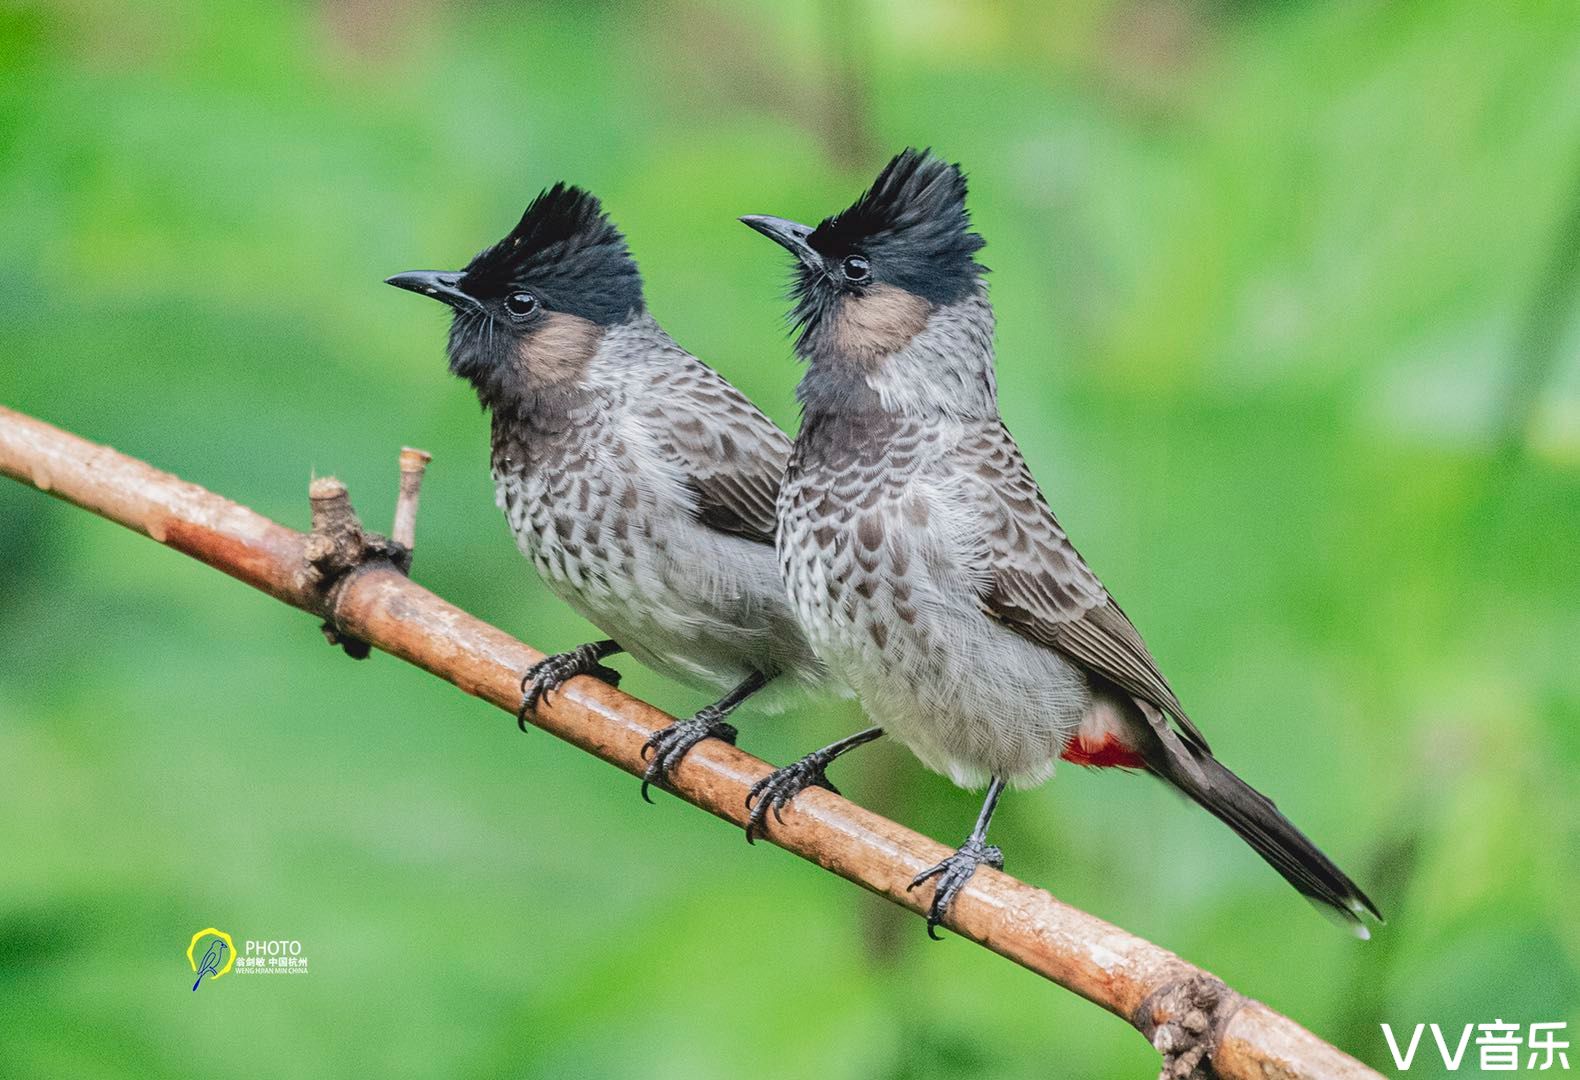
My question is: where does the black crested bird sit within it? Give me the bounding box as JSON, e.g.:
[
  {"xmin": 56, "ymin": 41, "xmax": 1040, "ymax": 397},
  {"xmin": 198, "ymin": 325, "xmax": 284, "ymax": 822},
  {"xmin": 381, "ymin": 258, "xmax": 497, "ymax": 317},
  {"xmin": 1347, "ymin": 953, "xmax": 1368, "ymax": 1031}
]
[
  {"xmin": 388, "ymin": 184, "xmax": 829, "ymax": 799},
  {"xmin": 741, "ymin": 148, "xmax": 1381, "ymax": 937}
]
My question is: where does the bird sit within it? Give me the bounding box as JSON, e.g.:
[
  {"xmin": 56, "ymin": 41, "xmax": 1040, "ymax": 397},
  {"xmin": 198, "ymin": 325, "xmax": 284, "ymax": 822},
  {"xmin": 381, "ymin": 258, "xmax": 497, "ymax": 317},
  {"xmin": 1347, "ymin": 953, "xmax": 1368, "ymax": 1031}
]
[
  {"xmin": 740, "ymin": 148, "xmax": 1381, "ymax": 937},
  {"xmin": 387, "ymin": 183, "xmax": 828, "ymax": 800}
]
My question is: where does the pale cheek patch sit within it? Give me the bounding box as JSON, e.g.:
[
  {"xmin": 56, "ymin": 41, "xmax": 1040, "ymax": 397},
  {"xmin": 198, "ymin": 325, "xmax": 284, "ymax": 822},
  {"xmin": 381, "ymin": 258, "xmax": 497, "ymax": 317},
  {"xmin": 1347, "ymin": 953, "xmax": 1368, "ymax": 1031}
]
[
  {"xmin": 515, "ymin": 312, "xmax": 604, "ymax": 385},
  {"xmin": 834, "ymin": 284, "xmax": 931, "ymax": 364}
]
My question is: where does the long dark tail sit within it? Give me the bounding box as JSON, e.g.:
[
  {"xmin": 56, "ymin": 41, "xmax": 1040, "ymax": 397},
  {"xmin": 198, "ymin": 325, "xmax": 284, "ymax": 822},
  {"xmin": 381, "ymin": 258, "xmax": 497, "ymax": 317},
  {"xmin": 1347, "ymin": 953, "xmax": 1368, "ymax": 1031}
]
[{"xmin": 1145, "ymin": 738, "xmax": 1382, "ymax": 935}]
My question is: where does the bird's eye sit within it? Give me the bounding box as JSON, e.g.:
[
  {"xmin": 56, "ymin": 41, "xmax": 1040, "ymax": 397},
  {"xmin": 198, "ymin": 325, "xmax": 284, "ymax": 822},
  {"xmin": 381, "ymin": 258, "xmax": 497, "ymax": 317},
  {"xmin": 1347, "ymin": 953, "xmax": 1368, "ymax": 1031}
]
[
  {"xmin": 504, "ymin": 292, "xmax": 538, "ymax": 319},
  {"xmin": 841, "ymin": 255, "xmax": 871, "ymax": 283}
]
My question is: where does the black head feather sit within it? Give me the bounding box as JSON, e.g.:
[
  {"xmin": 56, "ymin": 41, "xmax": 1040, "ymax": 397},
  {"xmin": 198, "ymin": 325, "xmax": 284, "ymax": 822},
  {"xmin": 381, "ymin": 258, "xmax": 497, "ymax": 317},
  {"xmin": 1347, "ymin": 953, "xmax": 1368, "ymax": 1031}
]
[
  {"xmin": 460, "ymin": 183, "xmax": 644, "ymax": 326},
  {"xmin": 807, "ymin": 148, "xmax": 985, "ymax": 305}
]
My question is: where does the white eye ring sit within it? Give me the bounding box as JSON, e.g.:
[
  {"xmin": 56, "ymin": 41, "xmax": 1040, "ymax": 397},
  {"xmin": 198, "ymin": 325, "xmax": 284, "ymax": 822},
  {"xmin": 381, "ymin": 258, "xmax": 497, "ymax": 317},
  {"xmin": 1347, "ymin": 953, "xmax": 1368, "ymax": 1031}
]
[
  {"xmin": 841, "ymin": 255, "xmax": 871, "ymax": 282},
  {"xmin": 504, "ymin": 292, "xmax": 538, "ymax": 318}
]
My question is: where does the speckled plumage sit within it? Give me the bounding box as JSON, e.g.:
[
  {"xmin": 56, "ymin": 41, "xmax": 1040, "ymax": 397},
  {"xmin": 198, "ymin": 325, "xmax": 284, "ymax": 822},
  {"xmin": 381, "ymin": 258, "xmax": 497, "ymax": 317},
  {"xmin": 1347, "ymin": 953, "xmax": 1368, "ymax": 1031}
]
[{"xmin": 492, "ymin": 313, "xmax": 820, "ymax": 698}]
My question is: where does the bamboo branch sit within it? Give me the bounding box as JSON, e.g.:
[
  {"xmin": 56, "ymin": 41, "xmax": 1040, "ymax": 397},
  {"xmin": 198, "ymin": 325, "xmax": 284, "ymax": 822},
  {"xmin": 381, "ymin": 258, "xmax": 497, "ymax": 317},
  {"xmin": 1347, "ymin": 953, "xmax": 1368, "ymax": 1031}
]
[{"xmin": 0, "ymin": 404, "xmax": 1381, "ymax": 1080}]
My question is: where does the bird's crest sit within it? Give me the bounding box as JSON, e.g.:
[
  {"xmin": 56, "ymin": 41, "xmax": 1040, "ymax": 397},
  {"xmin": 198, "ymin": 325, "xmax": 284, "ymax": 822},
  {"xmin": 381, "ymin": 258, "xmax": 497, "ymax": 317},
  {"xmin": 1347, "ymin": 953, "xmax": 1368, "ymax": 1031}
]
[
  {"xmin": 461, "ymin": 183, "xmax": 643, "ymax": 324},
  {"xmin": 808, "ymin": 148, "xmax": 985, "ymax": 297}
]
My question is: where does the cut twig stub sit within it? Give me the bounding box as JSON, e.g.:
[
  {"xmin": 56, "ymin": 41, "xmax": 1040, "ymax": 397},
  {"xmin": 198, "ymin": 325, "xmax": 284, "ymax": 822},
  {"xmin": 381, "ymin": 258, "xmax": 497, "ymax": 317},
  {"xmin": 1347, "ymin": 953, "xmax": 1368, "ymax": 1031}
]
[{"xmin": 393, "ymin": 446, "xmax": 431, "ymax": 553}]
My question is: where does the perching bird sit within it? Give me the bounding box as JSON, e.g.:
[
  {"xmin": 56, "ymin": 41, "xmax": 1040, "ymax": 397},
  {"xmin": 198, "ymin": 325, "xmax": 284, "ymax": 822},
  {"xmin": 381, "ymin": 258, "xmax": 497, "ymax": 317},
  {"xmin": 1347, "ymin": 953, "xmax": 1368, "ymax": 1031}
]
[
  {"xmin": 387, "ymin": 184, "xmax": 826, "ymax": 798},
  {"xmin": 741, "ymin": 149, "xmax": 1381, "ymax": 937}
]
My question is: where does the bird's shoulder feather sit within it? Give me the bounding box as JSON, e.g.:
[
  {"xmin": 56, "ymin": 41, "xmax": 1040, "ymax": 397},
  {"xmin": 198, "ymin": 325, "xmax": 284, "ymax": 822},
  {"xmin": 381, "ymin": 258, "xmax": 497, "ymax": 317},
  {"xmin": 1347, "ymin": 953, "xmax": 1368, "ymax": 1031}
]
[{"xmin": 628, "ymin": 350, "xmax": 790, "ymax": 546}]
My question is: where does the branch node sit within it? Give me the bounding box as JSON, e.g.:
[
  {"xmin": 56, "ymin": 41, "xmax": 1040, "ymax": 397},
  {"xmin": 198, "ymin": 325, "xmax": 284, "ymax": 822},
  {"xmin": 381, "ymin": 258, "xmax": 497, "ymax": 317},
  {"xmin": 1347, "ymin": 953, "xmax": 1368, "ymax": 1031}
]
[
  {"xmin": 306, "ymin": 476, "xmax": 365, "ymax": 581},
  {"xmin": 304, "ymin": 473, "xmax": 411, "ymax": 658},
  {"xmin": 1136, "ymin": 969, "xmax": 1244, "ymax": 1080}
]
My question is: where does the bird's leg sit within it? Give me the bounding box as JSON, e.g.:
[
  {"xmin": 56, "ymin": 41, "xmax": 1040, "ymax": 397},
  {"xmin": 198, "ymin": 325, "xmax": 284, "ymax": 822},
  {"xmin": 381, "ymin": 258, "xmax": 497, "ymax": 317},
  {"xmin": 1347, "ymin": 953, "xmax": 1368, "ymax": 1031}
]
[
  {"xmin": 640, "ymin": 671, "xmax": 768, "ymax": 802},
  {"xmin": 744, "ymin": 726, "xmax": 884, "ymax": 843},
  {"xmin": 908, "ymin": 776, "xmax": 1007, "ymax": 940},
  {"xmin": 516, "ymin": 639, "xmax": 623, "ymax": 731}
]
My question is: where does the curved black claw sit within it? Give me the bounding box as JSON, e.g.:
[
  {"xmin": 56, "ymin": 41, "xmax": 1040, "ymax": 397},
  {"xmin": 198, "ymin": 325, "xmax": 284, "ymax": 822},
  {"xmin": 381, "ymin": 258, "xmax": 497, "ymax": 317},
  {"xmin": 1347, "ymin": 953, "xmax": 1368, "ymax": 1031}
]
[
  {"xmin": 907, "ymin": 838, "xmax": 1004, "ymax": 940},
  {"xmin": 639, "ymin": 710, "xmax": 738, "ymax": 803},
  {"xmin": 744, "ymin": 756, "xmax": 841, "ymax": 844},
  {"xmin": 516, "ymin": 648, "xmax": 621, "ymax": 732}
]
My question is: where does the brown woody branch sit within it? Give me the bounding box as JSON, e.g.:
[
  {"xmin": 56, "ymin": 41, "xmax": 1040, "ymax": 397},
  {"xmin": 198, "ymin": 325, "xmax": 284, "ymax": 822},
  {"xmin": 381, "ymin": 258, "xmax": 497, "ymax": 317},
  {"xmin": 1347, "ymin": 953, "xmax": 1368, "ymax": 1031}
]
[{"xmin": 0, "ymin": 404, "xmax": 1381, "ymax": 1080}]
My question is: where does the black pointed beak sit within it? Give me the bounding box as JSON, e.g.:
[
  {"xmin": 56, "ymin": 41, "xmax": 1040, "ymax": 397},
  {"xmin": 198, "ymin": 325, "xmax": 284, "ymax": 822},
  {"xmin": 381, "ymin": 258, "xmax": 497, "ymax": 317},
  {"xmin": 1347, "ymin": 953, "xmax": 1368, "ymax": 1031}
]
[
  {"xmin": 740, "ymin": 215, "xmax": 821, "ymax": 269},
  {"xmin": 384, "ymin": 270, "xmax": 478, "ymax": 311}
]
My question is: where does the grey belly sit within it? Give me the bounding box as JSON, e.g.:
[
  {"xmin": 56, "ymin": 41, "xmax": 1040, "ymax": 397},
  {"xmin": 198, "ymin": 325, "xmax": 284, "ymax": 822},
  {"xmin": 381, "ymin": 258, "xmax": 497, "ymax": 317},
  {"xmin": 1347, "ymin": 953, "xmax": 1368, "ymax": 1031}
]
[
  {"xmin": 790, "ymin": 560, "xmax": 1090, "ymax": 788},
  {"xmin": 500, "ymin": 478, "xmax": 822, "ymax": 702}
]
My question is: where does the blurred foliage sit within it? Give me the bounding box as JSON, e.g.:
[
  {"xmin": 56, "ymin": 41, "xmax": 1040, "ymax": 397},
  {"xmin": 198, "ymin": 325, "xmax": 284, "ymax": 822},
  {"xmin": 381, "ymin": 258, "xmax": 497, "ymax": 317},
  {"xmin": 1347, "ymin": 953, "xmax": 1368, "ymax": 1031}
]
[{"xmin": 2, "ymin": 1, "xmax": 1578, "ymax": 1077}]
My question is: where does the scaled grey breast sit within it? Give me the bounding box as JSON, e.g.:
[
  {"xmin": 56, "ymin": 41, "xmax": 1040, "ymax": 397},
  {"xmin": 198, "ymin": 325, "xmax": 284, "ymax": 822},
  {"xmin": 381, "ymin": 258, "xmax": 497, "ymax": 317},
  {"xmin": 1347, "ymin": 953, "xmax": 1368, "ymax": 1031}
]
[
  {"xmin": 492, "ymin": 406, "xmax": 632, "ymax": 593},
  {"xmin": 779, "ymin": 409, "xmax": 929, "ymax": 639}
]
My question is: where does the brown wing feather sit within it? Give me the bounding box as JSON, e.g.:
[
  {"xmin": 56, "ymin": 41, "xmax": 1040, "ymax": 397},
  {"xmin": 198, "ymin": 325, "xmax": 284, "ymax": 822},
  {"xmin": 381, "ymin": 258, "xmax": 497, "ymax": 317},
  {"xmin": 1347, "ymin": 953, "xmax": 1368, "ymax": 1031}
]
[
  {"xmin": 642, "ymin": 360, "xmax": 790, "ymax": 546},
  {"xmin": 962, "ymin": 421, "xmax": 1210, "ymax": 752}
]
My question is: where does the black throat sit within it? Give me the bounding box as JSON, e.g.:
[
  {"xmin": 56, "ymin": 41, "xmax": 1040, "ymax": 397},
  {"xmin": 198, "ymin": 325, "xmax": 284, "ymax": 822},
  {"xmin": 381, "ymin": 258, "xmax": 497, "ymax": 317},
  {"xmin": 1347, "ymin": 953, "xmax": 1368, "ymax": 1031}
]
[{"xmin": 487, "ymin": 388, "xmax": 598, "ymax": 480}]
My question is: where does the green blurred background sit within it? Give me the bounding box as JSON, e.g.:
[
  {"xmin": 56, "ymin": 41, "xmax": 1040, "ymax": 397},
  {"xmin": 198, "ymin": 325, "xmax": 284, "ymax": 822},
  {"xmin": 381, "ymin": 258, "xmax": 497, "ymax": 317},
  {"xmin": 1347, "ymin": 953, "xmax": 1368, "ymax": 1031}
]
[{"xmin": 2, "ymin": 1, "xmax": 1578, "ymax": 1076}]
